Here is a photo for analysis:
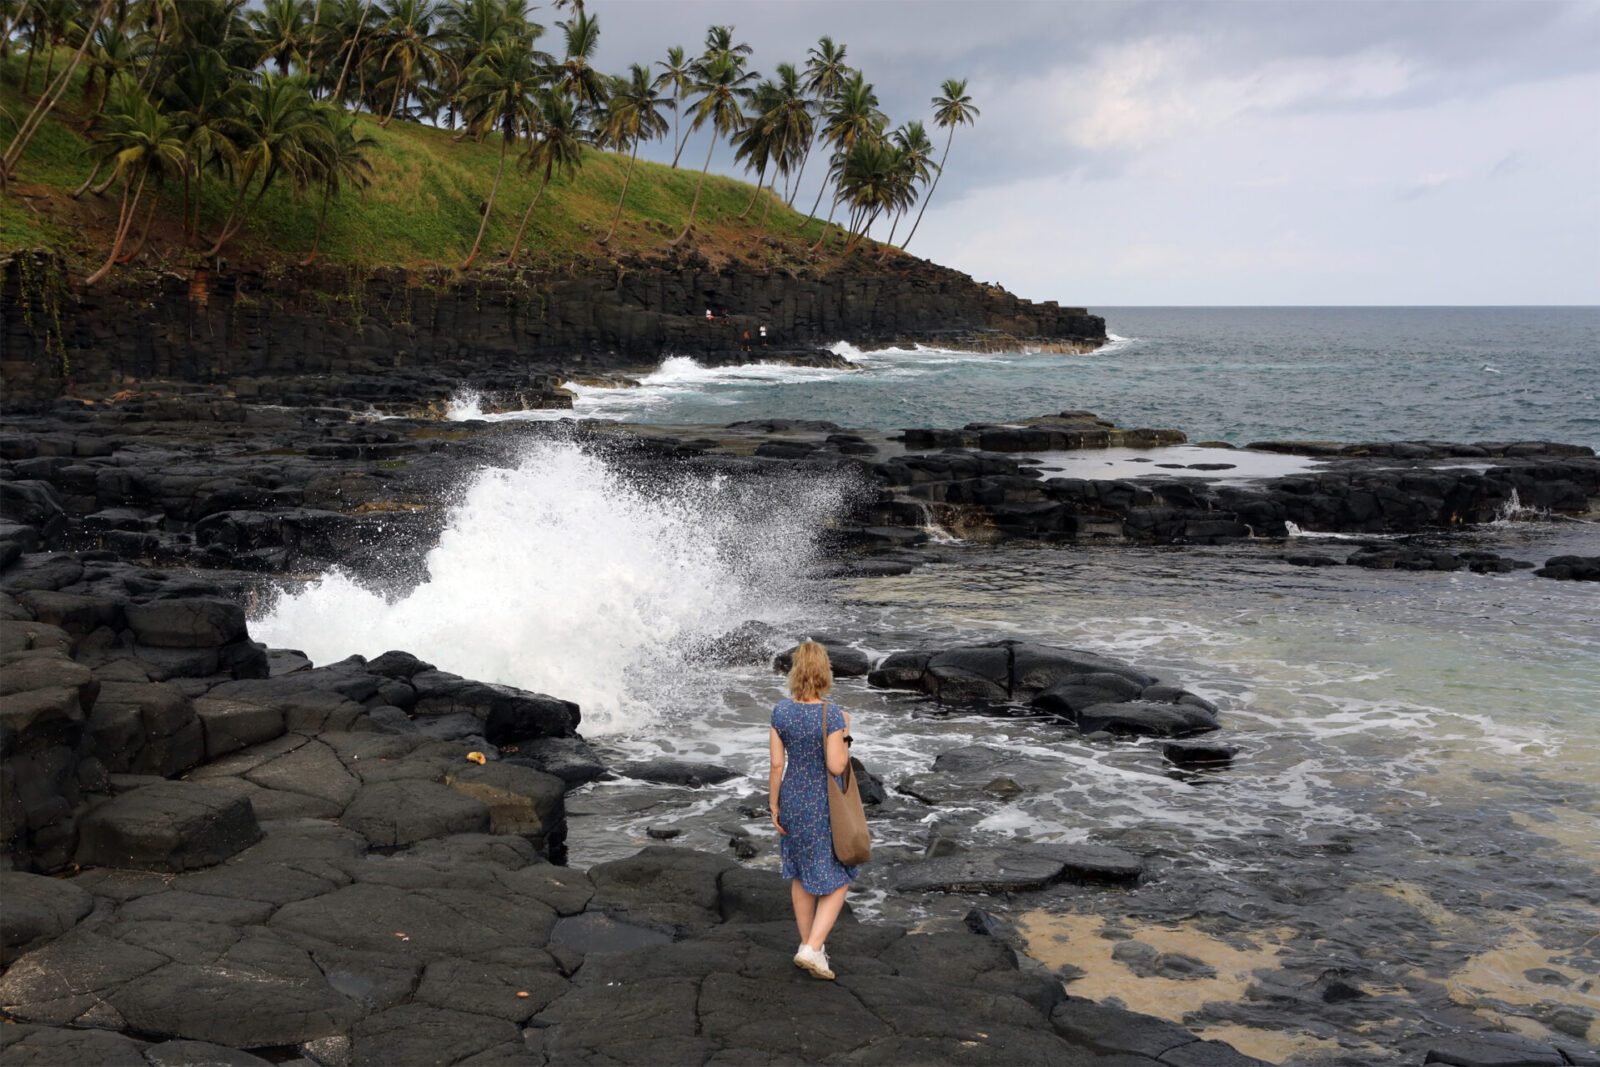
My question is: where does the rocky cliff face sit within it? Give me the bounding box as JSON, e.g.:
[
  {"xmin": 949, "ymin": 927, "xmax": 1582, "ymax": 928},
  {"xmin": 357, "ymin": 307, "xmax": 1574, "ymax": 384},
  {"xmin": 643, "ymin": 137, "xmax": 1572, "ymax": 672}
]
[{"xmin": 1, "ymin": 252, "xmax": 1106, "ymax": 400}]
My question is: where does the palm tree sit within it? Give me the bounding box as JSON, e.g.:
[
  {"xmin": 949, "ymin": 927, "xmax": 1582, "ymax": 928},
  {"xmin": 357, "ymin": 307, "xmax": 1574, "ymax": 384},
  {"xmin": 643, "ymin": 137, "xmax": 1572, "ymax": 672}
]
[
  {"xmin": 795, "ymin": 35, "xmax": 848, "ymax": 210},
  {"xmin": 85, "ymin": 79, "xmax": 188, "ymax": 283},
  {"xmin": 1, "ymin": 0, "xmax": 28, "ymax": 69},
  {"xmin": 652, "ymin": 44, "xmax": 690, "ymax": 167},
  {"xmin": 882, "ymin": 120, "xmax": 935, "ymax": 249},
  {"xmin": 2, "ymin": 0, "xmax": 116, "ymax": 187},
  {"xmin": 300, "ymin": 105, "xmax": 374, "ymax": 262},
  {"xmin": 808, "ymin": 70, "xmax": 884, "ymax": 252},
  {"xmin": 502, "ymin": 88, "xmax": 584, "ymax": 263},
  {"xmin": 900, "ymin": 77, "xmax": 978, "ymax": 253},
  {"xmin": 671, "ymin": 46, "xmax": 756, "ymax": 246},
  {"xmin": 596, "ymin": 62, "xmax": 667, "ymax": 245},
  {"xmin": 702, "ymin": 23, "xmax": 751, "ymax": 59},
  {"xmin": 732, "ymin": 77, "xmax": 783, "ymax": 219},
  {"xmin": 327, "ymin": 0, "xmax": 378, "ymax": 104},
  {"xmin": 81, "ymin": 14, "xmax": 137, "ymax": 117},
  {"xmin": 549, "ymin": 9, "xmax": 605, "ymax": 114},
  {"xmin": 456, "ymin": 35, "xmax": 546, "ymax": 267},
  {"xmin": 160, "ymin": 47, "xmax": 247, "ymax": 238},
  {"xmin": 205, "ymin": 71, "xmax": 331, "ymax": 256},
  {"xmin": 439, "ymin": 0, "xmax": 537, "ymax": 131},
  {"xmin": 251, "ymin": 0, "xmax": 315, "ymax": 75},
  {"xmin": 375, "ymin": 0, "xmax": 443, "ymax": 126},
  {"xmin": 760, "ymin": 61, "xmax": 813, "ymax": 226},
  {"xmin": 838, "ymin": 139, "xmax": 915, "ymax": 254},
  {"xmin": 30, "ymin": 0, "xmax": 81, "ymax": 93}
]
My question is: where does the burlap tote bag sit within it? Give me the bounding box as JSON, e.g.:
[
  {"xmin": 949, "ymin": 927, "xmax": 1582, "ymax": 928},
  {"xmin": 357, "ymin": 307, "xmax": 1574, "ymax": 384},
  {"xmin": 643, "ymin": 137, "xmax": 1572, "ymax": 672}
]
[{"xmin": 821, "ymin": 706, "xmax": 871, "ymax": 865}]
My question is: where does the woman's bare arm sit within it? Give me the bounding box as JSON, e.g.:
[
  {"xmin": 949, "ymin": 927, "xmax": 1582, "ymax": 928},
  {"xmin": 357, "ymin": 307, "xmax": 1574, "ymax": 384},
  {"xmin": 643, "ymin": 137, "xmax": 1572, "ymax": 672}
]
[
  {"xmin": 768, "ymin": 727, "xmax": 787, "ymax": 835},
  {"xmin": 825, "ymin": 708, "xmax": 851, "ymax": 776}
]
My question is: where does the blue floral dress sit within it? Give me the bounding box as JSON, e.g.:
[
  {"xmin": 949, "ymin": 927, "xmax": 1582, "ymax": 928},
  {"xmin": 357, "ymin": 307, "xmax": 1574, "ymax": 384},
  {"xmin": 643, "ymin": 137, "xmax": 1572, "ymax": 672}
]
[{"xmin": 772, "ymin": 699, "xmax": 859, "ymax": 895}]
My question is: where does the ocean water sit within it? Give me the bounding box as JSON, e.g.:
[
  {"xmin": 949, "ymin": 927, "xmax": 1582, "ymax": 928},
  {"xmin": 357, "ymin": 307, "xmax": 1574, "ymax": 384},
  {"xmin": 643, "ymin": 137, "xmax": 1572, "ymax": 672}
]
[
  {"xmin": 450, "ymin": 306, "xmax": 1600, "ymax": 449},
  {"xmin": 260, "ymin": 306, "xmax": 1600, "ymax": 1063}
]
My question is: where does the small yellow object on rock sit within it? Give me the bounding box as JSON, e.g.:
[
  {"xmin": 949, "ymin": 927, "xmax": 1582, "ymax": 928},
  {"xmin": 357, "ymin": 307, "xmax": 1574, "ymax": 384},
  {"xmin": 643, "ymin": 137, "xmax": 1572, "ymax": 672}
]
[
  {"xmin": 466, "ymin": 751, "xmax": 487, "ymax": 764},
  {"xmin": 516, "ymin": 991, "xmax": 530, "ymax": 998}
]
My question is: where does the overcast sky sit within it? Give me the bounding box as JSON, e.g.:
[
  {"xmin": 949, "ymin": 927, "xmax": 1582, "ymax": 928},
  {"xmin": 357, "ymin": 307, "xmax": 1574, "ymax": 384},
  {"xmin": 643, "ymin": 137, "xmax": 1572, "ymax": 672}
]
[{"xmin": 588, "ymin": 0, "xmax": 1600, "ymax": 306}]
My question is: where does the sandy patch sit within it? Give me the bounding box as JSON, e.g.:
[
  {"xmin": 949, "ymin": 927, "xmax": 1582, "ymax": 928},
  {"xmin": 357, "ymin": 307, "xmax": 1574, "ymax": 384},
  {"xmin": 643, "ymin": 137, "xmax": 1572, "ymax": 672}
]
[{"xmin": 1013, "ymin": 911, "xmax": 1352, "ymax": 1062}]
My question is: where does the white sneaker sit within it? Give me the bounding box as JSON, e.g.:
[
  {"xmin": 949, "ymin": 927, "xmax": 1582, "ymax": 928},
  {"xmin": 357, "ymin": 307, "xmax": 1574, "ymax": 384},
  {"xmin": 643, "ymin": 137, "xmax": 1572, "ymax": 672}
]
[{"xmin": 793, "ymin": 943, "xmax": 834, "ymax": 980}]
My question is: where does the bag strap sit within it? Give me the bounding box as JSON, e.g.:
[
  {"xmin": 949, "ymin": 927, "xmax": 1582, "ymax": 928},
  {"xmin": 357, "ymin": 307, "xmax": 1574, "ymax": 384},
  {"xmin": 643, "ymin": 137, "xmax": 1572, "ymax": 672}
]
[{"xmin": 819, "ymin": 701, "xmax": 851, "ymax": 790}]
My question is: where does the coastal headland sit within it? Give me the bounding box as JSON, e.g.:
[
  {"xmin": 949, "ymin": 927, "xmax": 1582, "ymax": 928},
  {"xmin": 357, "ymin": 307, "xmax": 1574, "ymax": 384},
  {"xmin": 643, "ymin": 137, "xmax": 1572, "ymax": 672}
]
[{"xmin": 2, "ymin": 249, "xmax": 1105, "ymax": 404}]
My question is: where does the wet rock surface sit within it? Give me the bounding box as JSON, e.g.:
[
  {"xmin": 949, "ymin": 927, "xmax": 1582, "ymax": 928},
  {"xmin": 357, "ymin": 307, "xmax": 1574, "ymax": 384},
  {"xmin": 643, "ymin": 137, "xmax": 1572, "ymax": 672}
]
[
  {"xmin": 869, "ymin": 640, "xmax": 1222, "ymax": 738},
  {"xmin": 4, "ymin": 384, "xmax": 1594, "ymax": 1063}
]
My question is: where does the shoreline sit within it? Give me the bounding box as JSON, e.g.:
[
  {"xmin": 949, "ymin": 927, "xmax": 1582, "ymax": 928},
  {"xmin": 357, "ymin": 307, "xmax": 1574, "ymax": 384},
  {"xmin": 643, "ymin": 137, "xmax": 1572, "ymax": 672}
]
[{"xmin": 2, "ymin": 382, "xmax": 1597, "ymax": 1064}]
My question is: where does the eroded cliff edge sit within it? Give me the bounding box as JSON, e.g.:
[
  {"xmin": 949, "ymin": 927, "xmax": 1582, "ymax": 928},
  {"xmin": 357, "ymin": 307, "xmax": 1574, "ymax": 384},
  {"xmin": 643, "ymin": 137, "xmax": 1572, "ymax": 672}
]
[{"xmin": 2, "ymin": 251, "xmax": 1106, "ymax": 401}]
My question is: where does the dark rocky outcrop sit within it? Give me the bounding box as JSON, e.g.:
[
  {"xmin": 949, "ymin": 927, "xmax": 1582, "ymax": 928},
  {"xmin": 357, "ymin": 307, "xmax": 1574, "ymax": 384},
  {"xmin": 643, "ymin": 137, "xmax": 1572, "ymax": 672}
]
[
  {"xmin": 874, "ymin": 438, "xmax": 1600, "ymax": 545},
  {"xmin": 3, "ymin": 252, "xmax": 1105, "ymax": 403},
  {"xmin": 1283, "ymin": 547, "xmax": 1538, "ymax": 573},
  {"xmin": 0, "ymin": 552, "xmax": 577, "ymax": 871},
  {"xmin": 892, "ymin": 843, "xmax": 1145, "ymax": 895},
  {"xmin": 1535, "ymin": 555, "xmax": 1600, "ymax": 581},
  {"xmin": 773, "ymin": 638, "xmax": 873, "ymax": 678},
  {"xmin": 869, "ymin": 640, "xmax": 1222, "ymax": 738}
]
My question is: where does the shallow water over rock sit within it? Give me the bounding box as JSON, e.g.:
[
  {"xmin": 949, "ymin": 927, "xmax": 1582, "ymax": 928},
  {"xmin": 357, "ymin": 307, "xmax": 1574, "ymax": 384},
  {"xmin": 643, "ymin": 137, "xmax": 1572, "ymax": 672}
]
[{"xmin": 559, "ymin": 518, "xmax": 1600, "ymax": 1063}]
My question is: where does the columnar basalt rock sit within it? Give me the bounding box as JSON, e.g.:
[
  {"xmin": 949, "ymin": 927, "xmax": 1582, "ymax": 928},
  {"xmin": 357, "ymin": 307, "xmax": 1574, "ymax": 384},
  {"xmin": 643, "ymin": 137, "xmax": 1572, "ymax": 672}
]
[{"xmin": 2, "ymin": 252, "xmax": 1106, "ymax": 401}]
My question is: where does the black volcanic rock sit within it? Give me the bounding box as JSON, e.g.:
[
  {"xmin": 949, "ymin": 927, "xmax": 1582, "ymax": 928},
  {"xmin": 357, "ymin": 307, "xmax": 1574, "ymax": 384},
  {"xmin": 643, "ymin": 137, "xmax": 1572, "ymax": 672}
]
[
  {"xmin": 1535, "ymin": 554, "xmax": 1600, "ymax": 581},
  {"xmin": 75, "ymin": 780, "xmax": 262, "ymax": 872}
]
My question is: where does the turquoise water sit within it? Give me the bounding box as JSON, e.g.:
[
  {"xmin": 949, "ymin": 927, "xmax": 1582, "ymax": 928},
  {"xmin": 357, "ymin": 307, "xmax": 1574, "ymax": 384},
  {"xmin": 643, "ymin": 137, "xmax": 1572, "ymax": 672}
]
[{"xmin": 534, "ymin": 306, "xmax": 1600, "ymax": 449}]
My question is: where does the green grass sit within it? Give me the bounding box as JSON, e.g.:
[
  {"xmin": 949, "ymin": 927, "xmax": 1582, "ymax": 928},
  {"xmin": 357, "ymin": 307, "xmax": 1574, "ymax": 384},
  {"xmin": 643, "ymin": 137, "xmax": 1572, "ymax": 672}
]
[{"xmin": 2, "ymin": 52, "xmax": 862, "ymax": 275}]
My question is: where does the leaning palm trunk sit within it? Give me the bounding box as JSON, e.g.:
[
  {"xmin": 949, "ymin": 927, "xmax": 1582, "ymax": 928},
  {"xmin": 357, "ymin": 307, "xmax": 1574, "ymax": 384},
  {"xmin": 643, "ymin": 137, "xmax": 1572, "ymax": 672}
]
[
  {"xmin": 787, "ymin": 134, "xmax": 818, "ymax": 209},
  {"xmin": 72, "ymin": 158, "xmax": 106, "ymax": 198},
  {"xmin": 669, "ymin": 104, "xmax": 686, "ymax": 168},
  {"xmin": 460, "ymin": 139, "xmax": 510, "ymax": 268},
  {"xmin": 738, "ymin": 166, "xmax": 766, "ymax": 219},
  {"xmin": 752, "ymin": 187, "xmax": 777, "ymax": 238},
  {"xmin": 844, "ymin": 207, "xmax": 883, "ymax": 255},
  {"xmin": 809, "ymin": 189, "xmax": 843, "ymax": 253},
  {"xmin": 3, "ymin": 0, "xmax": 115, "ymax": 185},
  {"xmin": 502, "ymin": 173, "xmax": 552, "ymax": 264},
  {"xmin": 21, "ymin": 31, "xmax": 37, "ymax": 93},
  {"xmin": 900, "ymin": 129, "xmax": 953, "ymax": 253},
  {"xmin": 332, "ymin": 0, "xmax": 375, "ymax": 105},
  {"xmin": 599, "ymin": 142, "xmax": 640, "ymax": 245},
  {"xmin": 382, "ymin": 69, "xmax": 406, "ymax": 127},
  {"xmin": 671, "ymin": 136, "xmax": 717, "ymax": 246},
  {"xmin": 300, "ymin": 182, "xmax": 335, "ymax": 265},
  {"xmin": 116, "ymin": 196, "xmax": 160, "ymax": 263},
  {"xmin": 803, "ymin": 159, "xmax": 832, "ymax": 222},
  {"xmin": 206, "ymin": 172, "xmax": 273, "ymax": 257},
  {"xmin": 86, "ymin": 166, "xmax": 147, "ymax": 285}
]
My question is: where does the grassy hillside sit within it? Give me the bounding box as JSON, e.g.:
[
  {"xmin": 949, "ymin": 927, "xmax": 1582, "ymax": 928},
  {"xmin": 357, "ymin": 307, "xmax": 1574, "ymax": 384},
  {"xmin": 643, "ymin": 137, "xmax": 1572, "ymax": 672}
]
[{"xmin": 1, "ymin": 54, "xmax": 867, "ymax": 277}]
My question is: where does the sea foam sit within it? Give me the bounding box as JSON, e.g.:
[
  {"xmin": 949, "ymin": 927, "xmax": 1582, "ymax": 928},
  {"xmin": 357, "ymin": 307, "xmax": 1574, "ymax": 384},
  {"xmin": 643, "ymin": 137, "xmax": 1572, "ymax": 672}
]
[{"xmin": 252, "ymin": 439, "xmax": 846, "ymax": 733}]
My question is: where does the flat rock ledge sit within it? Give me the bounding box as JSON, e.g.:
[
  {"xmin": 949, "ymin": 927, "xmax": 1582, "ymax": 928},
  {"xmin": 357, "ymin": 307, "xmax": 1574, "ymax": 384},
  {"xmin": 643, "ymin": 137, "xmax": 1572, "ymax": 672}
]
[{"xmin": 0, "ymin": 839, "xmax": 1277, "ymax": 1067}]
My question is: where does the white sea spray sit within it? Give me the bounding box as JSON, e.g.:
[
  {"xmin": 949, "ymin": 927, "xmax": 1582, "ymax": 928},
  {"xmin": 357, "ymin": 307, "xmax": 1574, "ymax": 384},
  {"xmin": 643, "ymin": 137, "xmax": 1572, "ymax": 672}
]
[{"xmin": 253, "ymin": 439, "xmax": 850, "ymax": 733}]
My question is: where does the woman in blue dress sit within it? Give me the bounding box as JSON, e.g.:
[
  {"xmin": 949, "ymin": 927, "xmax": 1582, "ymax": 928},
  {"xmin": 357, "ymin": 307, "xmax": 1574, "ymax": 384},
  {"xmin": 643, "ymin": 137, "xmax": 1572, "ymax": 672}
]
[{"xmin": 768, "ymin": 640, "xmax": 857, "ymax": 980}]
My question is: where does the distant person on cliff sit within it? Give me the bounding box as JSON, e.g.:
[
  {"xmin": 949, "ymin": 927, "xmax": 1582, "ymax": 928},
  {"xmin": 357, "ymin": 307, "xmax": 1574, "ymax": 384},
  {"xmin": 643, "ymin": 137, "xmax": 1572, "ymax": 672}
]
[
  {"xmin": 769, "ymin": 641, "xmax": 858, "ymax": 980},
  {"xmin": 705, "ymin": 308, "xmax": 713, "ymax": 322},
  {"xmin": 742, "ymin": 329, "xmax": 752, "ymax": 353},
  {"xmin": 760, "ymin": 325, "xmax": 768, "ymax": 346}
]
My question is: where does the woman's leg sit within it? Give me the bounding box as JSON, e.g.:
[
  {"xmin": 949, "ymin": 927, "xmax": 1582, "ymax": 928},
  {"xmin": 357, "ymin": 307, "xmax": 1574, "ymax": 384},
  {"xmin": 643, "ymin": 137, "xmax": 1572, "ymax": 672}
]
[
  {"xmin": 790, "ymin": 880, "xmax": 817, "ymax": 944},
  {"xmin": 805, "ymin": 885, "xmax": 849, "ymax": 950}
]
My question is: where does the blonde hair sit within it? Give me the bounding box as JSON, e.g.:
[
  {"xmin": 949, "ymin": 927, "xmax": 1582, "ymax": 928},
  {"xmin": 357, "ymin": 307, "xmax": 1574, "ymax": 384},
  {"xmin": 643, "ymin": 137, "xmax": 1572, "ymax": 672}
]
[{"xmin": 787, "ymin": 640, "xmax": 833, "ymax": 702}]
